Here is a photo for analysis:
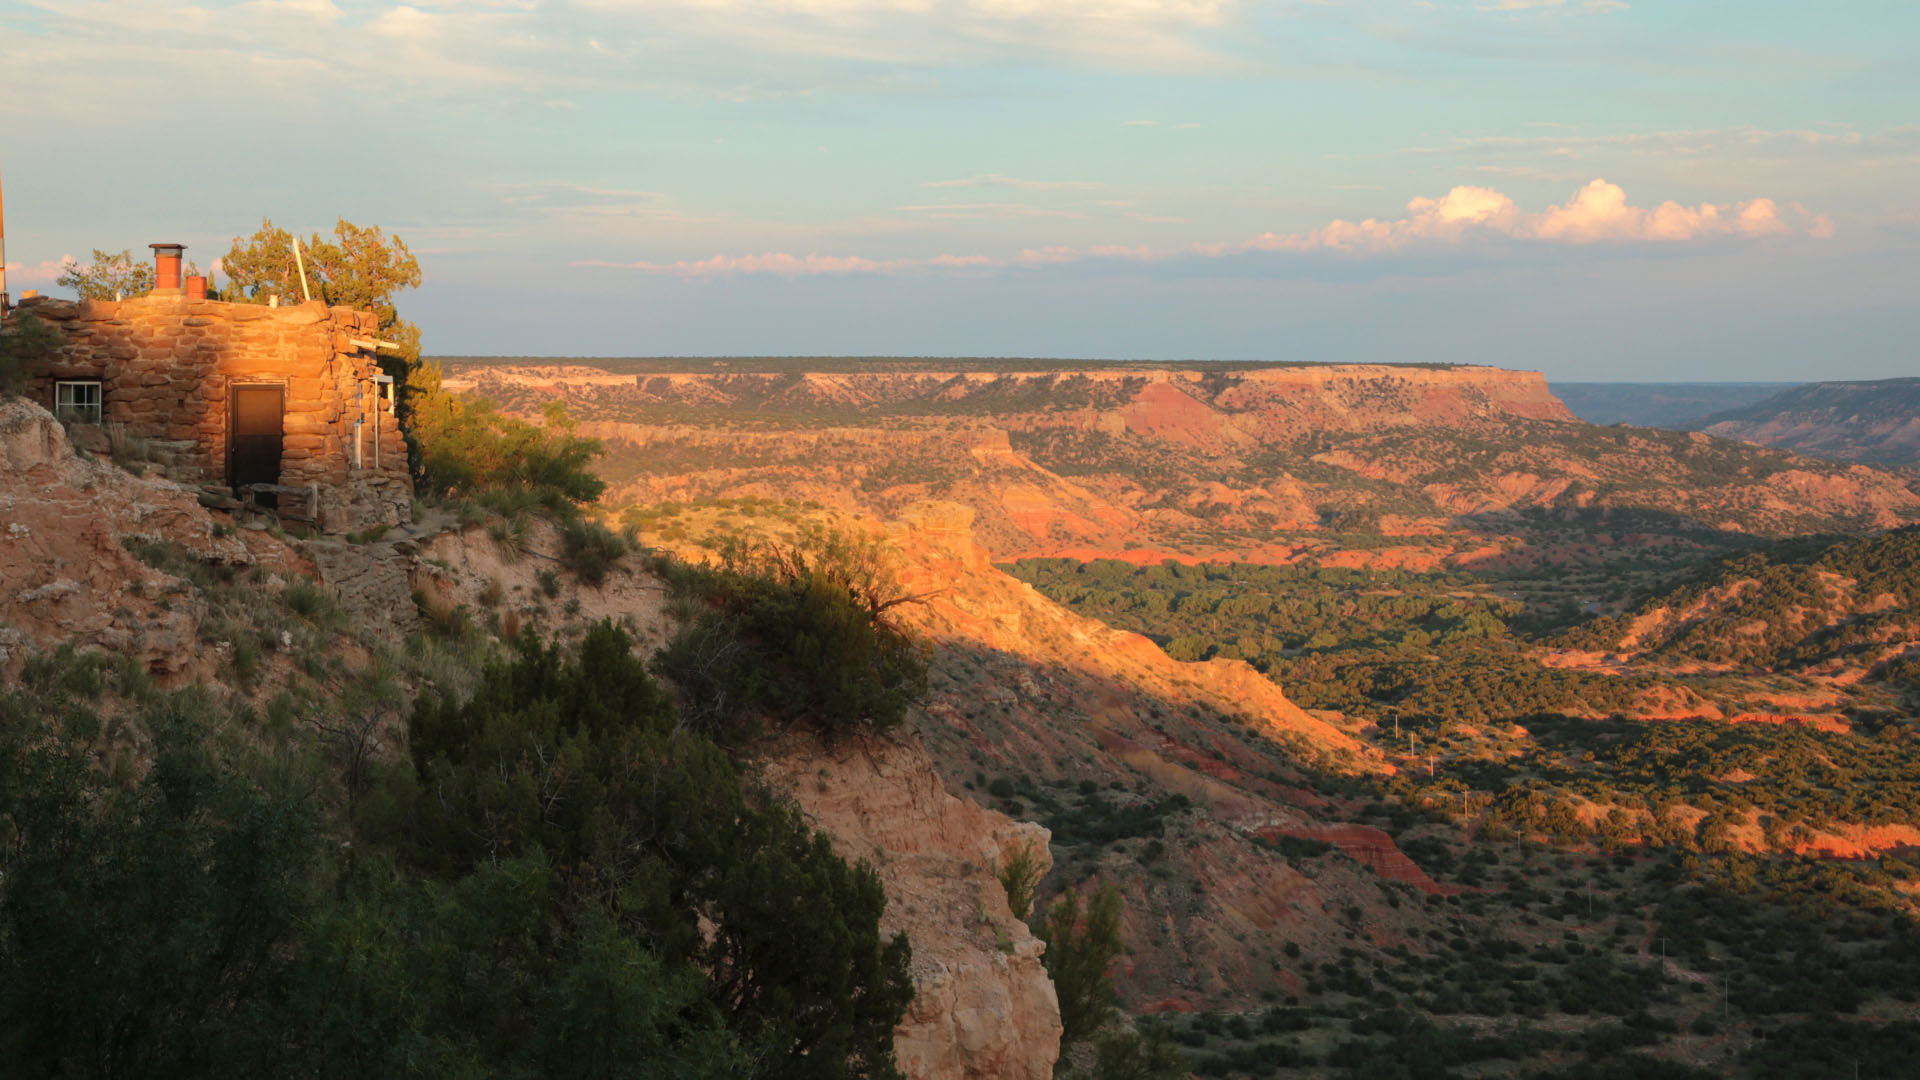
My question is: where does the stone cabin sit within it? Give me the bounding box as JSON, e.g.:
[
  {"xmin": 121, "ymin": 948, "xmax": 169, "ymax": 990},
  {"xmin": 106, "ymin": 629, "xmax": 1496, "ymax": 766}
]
[{"xmin": 7, "ymin": 249, "xmax": 412, "ymax": 534}]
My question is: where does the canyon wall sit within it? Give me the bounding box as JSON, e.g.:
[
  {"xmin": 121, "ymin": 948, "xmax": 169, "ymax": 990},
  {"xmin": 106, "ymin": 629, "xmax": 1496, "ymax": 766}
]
[
  {"xmin": 450, "ymin": 357, "xmax": 1920, "ymax": 562},
  {"xmin": 761, "ymin": 735, "xmax": 1062, "ymax": 1080},
  {"xmin": 446, "ymin": 361, "xmax": 1576, "ymax": 436}
]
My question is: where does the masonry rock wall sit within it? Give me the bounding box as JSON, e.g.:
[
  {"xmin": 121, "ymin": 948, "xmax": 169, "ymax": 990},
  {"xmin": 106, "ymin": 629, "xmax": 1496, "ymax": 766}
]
[{"xmin": 17, "ymin": 293, "xmax": 411, "ymax": 534}]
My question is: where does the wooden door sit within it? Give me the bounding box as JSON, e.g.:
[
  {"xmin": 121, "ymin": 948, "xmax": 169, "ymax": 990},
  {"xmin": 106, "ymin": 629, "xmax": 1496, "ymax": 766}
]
[{"xmin": 229, "ymin": 385, "xmax": 284, "ymax": 507}]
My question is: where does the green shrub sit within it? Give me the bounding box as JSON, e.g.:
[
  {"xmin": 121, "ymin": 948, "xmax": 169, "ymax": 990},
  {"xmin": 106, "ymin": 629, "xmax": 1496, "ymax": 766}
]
[
  {"xmin": 283, "ymin": 578, "xmax": 338, "ymax": 624},
  {"xmin": 0, "ymin": 314, "xmax": 61, "ymax": 393},
  {"xmin": 0, "ymin": 691, "xmax": 316, "ymax": 1077},
  {"xmin": 0, "ymin": 625, "xmax": 914, "ymax": 1079},
  {"xmin": 558, "ymin": 517, "xmax": 627, "ymax": 586},
  {"xmin": 1039, "ymin": 883, "xmax": 1125, "ymax": 1046},
  {"xmin": 652, "ymin": 531, "xmax": 929, "ymax": 740},
  {"xmin": 395, "ymin": 622, "xmax": 914, "ymax": 1075},
  {"xmin": 411, "ymin": 367, "xmax": 606, "ymax": 512},
  {"xmin": 996, "ymin": 838, "xmax": 1045, "ymax": 920}
]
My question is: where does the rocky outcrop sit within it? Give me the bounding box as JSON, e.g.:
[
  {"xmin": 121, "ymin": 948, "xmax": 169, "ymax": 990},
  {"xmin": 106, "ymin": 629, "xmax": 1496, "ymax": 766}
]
[
  {"xmin": 0, "ymin": 397, "xmax": 289, "ymax": 678},
  {"xmin": 759, "ymin": 733, "xmax": 1062, "ymax": 1080}
]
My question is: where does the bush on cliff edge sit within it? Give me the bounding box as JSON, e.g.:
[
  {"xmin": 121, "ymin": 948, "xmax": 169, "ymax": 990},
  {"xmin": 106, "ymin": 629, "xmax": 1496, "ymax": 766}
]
[{"xmin": 653, "ymin": 526, "xmax": 930, "ymax": 742}]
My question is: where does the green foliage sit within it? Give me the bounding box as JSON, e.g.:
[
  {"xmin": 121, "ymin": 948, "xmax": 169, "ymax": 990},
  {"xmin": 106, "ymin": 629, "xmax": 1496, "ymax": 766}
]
[
  {"xmin": 0, "ymin": 627, "xmax": 913, "ymax": 1079},
  {"xmin": 395, "ymin": 622, "xmax": 914, "ymax": 1076},
  {"xmin": 558, "ymin": 516, "xmax": 627, "ymax": 585},
  {"xmin": 0, "ymin": 313, "xmax": 60, "ymax": 393},
  {"xmin": 55, "ymin": 248, "xmax": 155, "ymax": 300},
  {"xmin": 1556, "ymin": 525, "xmax": 1920, "ymax": 672},
  {"xmin": 1011, "ymin": 557, "xmax": 1650, "ymax": 727},
  {"xmin": 1039, "ymin": 883, "xmax": 1125, "ymax": 1046},
  {"xmin": 996, "ymin": 838, "xmax": 1044, "ymax": 920},
  {"xmin": 1076, "ymin": 1025, "xmax": 1189, "ymax": 1080},
  {"xmin": 654, "ymin": 531, "xmax": 929, "ymax": 740},
  {"xmin": 280, "ymin": 864, "xmax": 745, "ymax": 1079},
  {"xmin": 0, "ymin": 691, "xmax": 315, "ymax": 1078},
  {"xmin": 222, "ymin": 218, "xmax": 421, "ymax": 314},
  {"xmin": 412, "ymin": 366, "xmax": 608, "ymax": 510}
]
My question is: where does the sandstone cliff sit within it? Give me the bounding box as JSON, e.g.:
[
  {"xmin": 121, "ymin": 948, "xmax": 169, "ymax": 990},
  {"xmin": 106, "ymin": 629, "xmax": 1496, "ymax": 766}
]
[{"xmin": 761, "ymin": 734, "xmax": 1062, "ymax": 1080}]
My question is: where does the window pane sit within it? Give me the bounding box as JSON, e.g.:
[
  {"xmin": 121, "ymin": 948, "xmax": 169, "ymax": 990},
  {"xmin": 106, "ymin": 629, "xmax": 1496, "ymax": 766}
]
[{"xmin": 55, "ymin": 382, "xmax": 103, "ymax": 424}]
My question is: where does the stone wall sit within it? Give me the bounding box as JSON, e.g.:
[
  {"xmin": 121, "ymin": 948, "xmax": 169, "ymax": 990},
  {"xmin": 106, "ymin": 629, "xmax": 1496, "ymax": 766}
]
[{"xmin": 13, "ymin": 292, "xmax": 411, "ymax": 533}]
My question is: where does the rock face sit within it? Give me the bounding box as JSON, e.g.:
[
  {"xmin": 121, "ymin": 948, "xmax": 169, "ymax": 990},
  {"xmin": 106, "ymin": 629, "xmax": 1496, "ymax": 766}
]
[
  {"xmin": 883, "ymin": 501, "xmax": 1386, "ymax": 780},
  {"xmin": 15, "ymin": 293, "xmax": 411, "ymax": 532},
  {"xmin": 1261, "ymin": 826, "xmax": 1461, "ymax": 896},
  {"xmin": 0, "ymin": 397, "xmax": 290, "ymax": 678},
  {"xmin": 760, "ymin": 733, "xmax": 1062, "ymax": 1080}
]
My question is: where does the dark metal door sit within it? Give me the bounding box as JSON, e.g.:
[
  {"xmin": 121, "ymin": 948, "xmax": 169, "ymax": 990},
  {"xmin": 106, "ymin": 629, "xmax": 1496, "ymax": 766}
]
[{"xmin": 230, "ymin": 385, "xmax": 284, "ymax": 508}]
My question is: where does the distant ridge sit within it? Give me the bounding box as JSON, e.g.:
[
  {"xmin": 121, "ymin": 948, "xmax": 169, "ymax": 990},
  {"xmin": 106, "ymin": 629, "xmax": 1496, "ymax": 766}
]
[
  {"xmin": 1551, "ymin": 381, "xmax": 1794, "ymax": 428},
  {"xmin": 1691, "ymin": 378, "xmax": 1920, "ymax": 467},
  {"xmin": 429, "ymin": 355, "xmax": 1480, "ymax": 376}
]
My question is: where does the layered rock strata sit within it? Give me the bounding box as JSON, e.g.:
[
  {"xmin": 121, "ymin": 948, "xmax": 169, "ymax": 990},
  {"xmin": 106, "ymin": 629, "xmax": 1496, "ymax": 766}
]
[{"xmin": 760, "ymin": 734, "xmax": 1063, "ymax": 1080}]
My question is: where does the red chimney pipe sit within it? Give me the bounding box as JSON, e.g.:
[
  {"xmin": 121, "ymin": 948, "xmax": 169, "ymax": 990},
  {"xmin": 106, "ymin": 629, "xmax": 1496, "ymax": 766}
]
[
  {"xmin": 186, "ymin": 275, "xmax": 207, "ymax": 300},
  {"xmin": 150, "ymin": 243, "xmax": 185, "ymax": 292}
]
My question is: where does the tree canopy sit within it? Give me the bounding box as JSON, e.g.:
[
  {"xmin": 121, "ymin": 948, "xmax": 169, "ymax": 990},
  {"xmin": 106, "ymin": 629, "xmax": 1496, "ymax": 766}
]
[
  {"xmin": 55, "ymin": 249, "xmax": 155, "ymax": 301},
  {"xmin": 0, "ymin": 625, "xmax": 915, "ymax": 1079},
  {"xmin": 221, "ymin": 218, "xmax": 421, "ymax": 317}
]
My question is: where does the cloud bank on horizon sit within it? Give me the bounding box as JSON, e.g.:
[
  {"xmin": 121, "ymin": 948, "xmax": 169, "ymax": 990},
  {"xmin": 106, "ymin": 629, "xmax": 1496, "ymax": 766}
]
[
  {"xmin": 594, "ymin": 178, "xmax": 1835, "ymax": 277},
  {"xmin": 0, "ymin": 0, "xmax": 1915, "ymax": 378}
]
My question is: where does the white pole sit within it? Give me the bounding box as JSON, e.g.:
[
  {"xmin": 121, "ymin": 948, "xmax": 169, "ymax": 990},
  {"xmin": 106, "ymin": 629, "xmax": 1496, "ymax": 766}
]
[
  {"xmin": 291, "ymin": 236, "xmax": 313, "ymax": 303},
  {"xmin": 1, "ymin": 161, "xmax": 10, "ymax": 311}
]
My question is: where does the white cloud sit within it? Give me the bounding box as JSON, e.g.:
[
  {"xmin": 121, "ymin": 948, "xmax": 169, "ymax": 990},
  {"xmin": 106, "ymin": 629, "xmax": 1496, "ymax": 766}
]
[
  {"xmin": 3, "ymin": 258, "xmax": 78, "ymax": 288},
  {"xmin": 583, "ymin": 179, "xmax": 1832, "ymax": 279},
  {"xmin": 1236, "ymin": 179, "xmax": 1809, "ymax": 253},
  {"xmin": 573, "ymin": 0, "xmax": 1245, "ymax": 67}
]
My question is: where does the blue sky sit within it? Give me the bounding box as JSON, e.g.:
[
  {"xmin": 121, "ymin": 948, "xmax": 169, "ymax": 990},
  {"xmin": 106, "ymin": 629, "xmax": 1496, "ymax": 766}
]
[{"xmin": 3, "ymin": 0, "xmax": 1916, "ymax": 379}]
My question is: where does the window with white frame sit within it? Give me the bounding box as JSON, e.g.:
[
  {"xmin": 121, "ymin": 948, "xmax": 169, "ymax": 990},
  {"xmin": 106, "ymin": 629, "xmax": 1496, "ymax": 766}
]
[{"xmin": 54, "ymin": 381, "xmax": 103, "ymax": 424}]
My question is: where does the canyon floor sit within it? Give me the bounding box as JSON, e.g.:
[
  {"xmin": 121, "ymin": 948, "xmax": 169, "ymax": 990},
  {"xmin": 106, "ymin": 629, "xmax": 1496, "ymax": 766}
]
[
  {"xmin": 429, "ymin": 357, "xmax": 1920, "ymax": 1077},
  {"xmin": 9, "ymin": 354, "xmax": 1920, "ymax": 1078}
]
